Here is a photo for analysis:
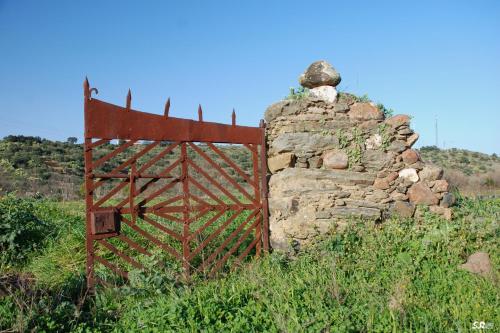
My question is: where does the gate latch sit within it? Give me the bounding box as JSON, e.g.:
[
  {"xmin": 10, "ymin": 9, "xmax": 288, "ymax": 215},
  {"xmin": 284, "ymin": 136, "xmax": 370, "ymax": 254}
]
[{"xmin": 90, "ymin": 209, "xmax": 120, "ymax": 236}]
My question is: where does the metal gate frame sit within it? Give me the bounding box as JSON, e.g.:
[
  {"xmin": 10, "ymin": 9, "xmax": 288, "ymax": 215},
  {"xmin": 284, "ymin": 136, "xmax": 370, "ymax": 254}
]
[{"xmin": 83, "ymin": 78, "xmax": 269, "ymax": 289}]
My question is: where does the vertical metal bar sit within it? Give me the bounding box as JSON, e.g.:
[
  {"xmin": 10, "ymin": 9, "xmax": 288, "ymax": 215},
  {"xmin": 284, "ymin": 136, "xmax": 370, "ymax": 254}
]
[
  {"xmin": 259, "ymin": 120, "xmax": 270, "ymax": 252},
  {"xmin": 251, "ymin": 144, "xmax": 261, "ymax": 256},
  {"xmin": 83, "ymin": 79, "xmax": 95, "ymax": 290},
  {"xmin": 129, "ymin": 160, "xmax": 136, "ymax": 224},
  {"xmin": 181, "ymin": 142, "xmax": 191, "ymax": 276}
]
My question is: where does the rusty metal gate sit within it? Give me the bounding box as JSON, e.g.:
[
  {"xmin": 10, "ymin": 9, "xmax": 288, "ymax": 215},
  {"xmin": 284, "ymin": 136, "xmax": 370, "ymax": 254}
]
[{"xmin": 83, "ymin": 78, "xmax": 269, "ymax": 289}]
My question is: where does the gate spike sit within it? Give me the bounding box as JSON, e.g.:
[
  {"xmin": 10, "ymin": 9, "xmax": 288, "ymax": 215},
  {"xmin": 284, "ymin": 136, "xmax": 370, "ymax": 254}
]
[
  {"xmin": 232, "ymin": 108, "xmax": 236, "ymax": 126},
  {"xmin": 164, "ymin": 97, "xmax": 171, "ymax": 118},
  {"xmin": 84, "ymin": 77, "xmax": 90, "ymax": 100},
  {"xmin": 198, "ymin": 104, "xmax": 203, "ymax": 122},
  {"xmin": 126, "ymin": 89, "xmax": 132, "ymax": 110}
]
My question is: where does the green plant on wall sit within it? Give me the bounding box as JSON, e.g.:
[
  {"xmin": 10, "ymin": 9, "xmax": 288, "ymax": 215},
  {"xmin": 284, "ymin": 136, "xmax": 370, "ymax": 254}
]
[
  {"xmin": 347, "ymin": 127, "xmax": 364, "ymax": 166},
  {"xmin": 336, "ymin": 129, "xmax": 349, "ymax": 149},
  {"xmin": 286, "ymin": 86, "xmax": 309, "ymax": 100},
  {"xmin": 376, "ymin": 103, "xmax": 394, "ymax": 118},
  {"xmin": 377, "ymin": 123, "xmax": 391, "ymax": 150}
]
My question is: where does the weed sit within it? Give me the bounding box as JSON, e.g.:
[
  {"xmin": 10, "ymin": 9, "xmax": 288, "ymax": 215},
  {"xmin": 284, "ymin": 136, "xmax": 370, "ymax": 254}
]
[{"xmin": 286, "ymin": 86, "xmax": 309, "ymax": 100}]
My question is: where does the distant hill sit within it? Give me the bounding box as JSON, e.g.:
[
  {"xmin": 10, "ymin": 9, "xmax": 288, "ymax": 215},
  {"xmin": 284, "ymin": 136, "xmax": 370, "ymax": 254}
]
[
  {"xmin": 418, "ymin": 146, "xmax": 500, "ymax": 196},
  {"xmin": 0, "ymin": 135, "xmax": 254, "ymax": 200},
  {"xmin": 0, "ymin": 136, "xmax": 498, "ymax": 199}
]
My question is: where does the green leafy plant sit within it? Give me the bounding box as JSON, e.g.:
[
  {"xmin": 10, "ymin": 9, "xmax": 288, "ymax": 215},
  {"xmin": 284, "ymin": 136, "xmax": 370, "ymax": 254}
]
[
  {"xmin": 286, "ymin": 86, "xmax": 309, "ymax": 100},
  {"xmin": 376, "ymin": 103, "xmax": 395, "ymax": 118},
  {"xmin": 0, "ymin": 195, "xmax": 48, "ymax": 264},
  {"xmin": 336, "ymin": 129, "xmax": 349, "ymax": 149},
  {"xmin": 377, "ymin": 123, "xmax": 391, "ymax": 150}
]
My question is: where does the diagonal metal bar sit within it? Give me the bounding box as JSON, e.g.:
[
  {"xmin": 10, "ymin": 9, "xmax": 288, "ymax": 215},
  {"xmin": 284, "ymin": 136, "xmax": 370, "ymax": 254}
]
[
  {"xmin": 92, "ymin": 141, "xmax": 161, "ymax": 191},
  {"xmin": 87, "ymin": 138, "xmax": 109, "ymax": 150},
  {"xmin": 189, "ymin": 193, "xmax": 212, "ymax": 208},
  {"xmin": 150, "ymin": 194, "xmax": 184, "ymax": 211},
  {"xmin": 121, "ymin": 216, "xmax": 181, "ymax": 259},
  {"xmin": 92, "ymin": 179, "xmax": 129, "ymax": 208},
  {"xmin": 97, "ymin": 239, "xmax": 144, "ymax": 270},
  {"xmin": 187, "ymin": 206, "xmax": 213, "ymax": 224},
  {"xmin": 206, "ymin": 142, "xmax": 255, "ymax": 186},
  {"xmin": 138, "ymin": 142, "xmax": 179, "ymax": 173},
  {"xmin": 189, "ymin": 142, "xmax": 255, "ymax": 203},
  {"xmin": 235, "ymin": 236, "xmax": 260, "ymax": 266},
  {"xmin": 196, "ymin": 209, "xmax": 259, "ymax": 268},
  {"xmin": 151, "ymin": 211, "xmax": 184, "ymax": 224},
  {"xmin": 187, "ymin": 209, "xmax": 227, "ymax": 242},
  {"xmin": 188, "ymin": 176, "xmax": 227, "ymax": 206},
  {"xmin": 188, "ymin": 159, "xmax": 243, "ymax": 206},
  {"xmin": 134, "ymin": 172, "xmax": 181, "ymax": 207},
  {"xmin": 94, "ymin": 255, "xmax": 128, "ymax": 279},
  {"xmin": 141, "ymin": 214, "xmax": 183, "ymax": 241},
  {"xmin": 209, "ymin": 215, "xmax": 261, "ymax": 276},
  {"xmin": 117, "ymin": 234, "xmax": 151, "ymax": 256},
  {"xmin": 116, "ymin": 177, "xmax": 179, "ymax": 210},
  {"xmin": 92, "ymin": 140, "xmax": 137, "ymax": 169},
  {"xmin": 188, "ymin": 208, "xmax": 245, "ymax": 260}
]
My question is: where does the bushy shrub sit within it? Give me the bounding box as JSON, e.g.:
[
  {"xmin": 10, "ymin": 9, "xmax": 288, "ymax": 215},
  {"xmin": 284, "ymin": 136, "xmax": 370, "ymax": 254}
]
[{"xmin": 0, "ymin": 195, "xmax": 48, "ymax": 264}]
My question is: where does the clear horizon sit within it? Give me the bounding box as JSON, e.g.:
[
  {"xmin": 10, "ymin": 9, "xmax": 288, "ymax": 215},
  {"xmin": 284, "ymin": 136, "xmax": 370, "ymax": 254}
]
[{"xmin": 0, "ymin": 0, "xmax": 499, "ymax": 154}]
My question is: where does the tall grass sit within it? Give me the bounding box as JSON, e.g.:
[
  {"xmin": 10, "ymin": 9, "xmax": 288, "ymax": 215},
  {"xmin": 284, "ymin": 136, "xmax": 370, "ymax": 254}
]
[{"xmin": 0, "ymin": 196, "xmax": 498, "ymax": 332}]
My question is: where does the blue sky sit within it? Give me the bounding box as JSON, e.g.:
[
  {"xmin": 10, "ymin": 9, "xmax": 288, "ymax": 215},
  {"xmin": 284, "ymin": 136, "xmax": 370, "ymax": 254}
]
[{"xmin": 0, "ymin": 0, "xmax": 499, "ymax": 153}]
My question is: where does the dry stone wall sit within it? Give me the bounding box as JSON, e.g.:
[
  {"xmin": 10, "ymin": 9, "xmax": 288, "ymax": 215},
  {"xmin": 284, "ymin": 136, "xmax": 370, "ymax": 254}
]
[{"xmin": 265, "ymin": 61, "xmax": 455, "ymax": 252}]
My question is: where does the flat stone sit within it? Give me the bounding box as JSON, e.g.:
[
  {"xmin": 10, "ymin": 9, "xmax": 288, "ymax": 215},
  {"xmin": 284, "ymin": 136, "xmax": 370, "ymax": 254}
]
[
  {"xmin": 408, "ymin": 183, "xmax": 439, "ymax": 206},
  {"xmin": 385, "ymin": 114, "xmax": 410, "ymax": 127},
  {"xmin": 268, "ymin": 153, "xmax": 294, "ymax": 174},
  {"xmin": 348, "ymin": 102, "xmax": 384, "ymax": 121},
  {"xmin": 264, "ymin": 100, "xmax": 295, "ymax": 123},
  {"xmin": 402, "ymin": 149, "xmax": 420, "ymax": 164},
  {"xmin": 269, "ymin": 168, "xmax": 376, "ymax": 195},
  {"xmin": 392, "ymin": 201, "xmax": 415, "ymax": 217},
  {"xmin": 398, "ymin": 128, "xmax": 413, "ymax": 135},
  {"xmin": 307, "ymin": 106, "xmax": 326, "ymax": 114},
  {"xmin": 373, "ymin": 178, "xmax": 390, "ymax": 190},
  {"xmin": 371, "ymin": 190, "xmax": 389, "ymax": 201},
  {"xmin": 322, "ymin": 149, "xmax": 348, "ymax": 169},
  {"xmin": 309, "ymin": 86, "xmax": 338, "ymax": 103},
  {"xmin": 362, "ymin": 150, "xmax": 394, "ymax": 171},
  {"xmin": 390, "ymin": 192, "xmax": 408, "ymax": 201},
  {"xmin": 387, "ymin": 141, "xmax": 407, "ymax": 153},
  {"xmin": 459, "ymin": 252, "xmax": 493, "ymax": 277},
  {"xmin": 270, "ymin": 132, "xmax": 339, "ymax": 154},
  {"xmin": 359, "ymin": 120, "xmax": 380, "ymax": 130},
  {"xmin": 406, "ymin": 133, "xmax": 419, "ymax": 147},
  {"xmin": 331, "ymin": 206, "xmax": 381, "ymax": 220},
  {"xmin": 333, "ymin": 102, "xmax": 349, "ymax": 113},
  {"xmin": 299, "ymin": 60, "xmax": 341, "ymax": 88},
  {"xmin": 308, "ymin": 156, "xmax": 323, "ymax": 169},
  {"xmin": 419, "ymin": 165, "xmax": 443, "ymax": 182},
  {"xmin": 398, "ymin": 168, "xmax": 419, "ymax": 182}
]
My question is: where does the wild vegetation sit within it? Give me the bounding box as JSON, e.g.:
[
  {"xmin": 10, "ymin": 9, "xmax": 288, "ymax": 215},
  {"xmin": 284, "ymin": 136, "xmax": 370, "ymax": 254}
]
[
  {"xmin": 1, "ymin": 136, "xmax": 498, "ymax": 201},
  {"xmin": 0, "ymin": 136, "xmax": 254, "ymax": 200},
  {"xmin": 0, "ymin": 194, "xmax": 498, "ymax": 332}
]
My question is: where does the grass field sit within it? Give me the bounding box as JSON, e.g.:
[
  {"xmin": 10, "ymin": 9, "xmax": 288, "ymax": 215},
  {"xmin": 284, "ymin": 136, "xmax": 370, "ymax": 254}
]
[{"xmin": 1, "ymin": 195, "xmax": 499, "ymax": 332}]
